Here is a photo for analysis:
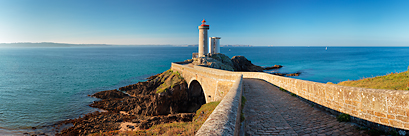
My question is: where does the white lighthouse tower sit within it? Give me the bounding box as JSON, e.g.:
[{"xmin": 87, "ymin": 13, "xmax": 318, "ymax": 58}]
[{"xmin": 198, "ymin": 19, "xmax": 209, "ymax": 57}]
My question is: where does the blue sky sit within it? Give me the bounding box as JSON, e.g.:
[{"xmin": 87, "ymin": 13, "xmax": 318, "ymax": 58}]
[{"xmin": 0, "ymin": 0, "xmax": 408, "ymax": 46}]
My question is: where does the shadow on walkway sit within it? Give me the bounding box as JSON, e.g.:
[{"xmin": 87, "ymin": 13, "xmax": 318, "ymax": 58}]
[{"xmin": 242, "ymin": 78, "xmax": 369, "ymax": 136}]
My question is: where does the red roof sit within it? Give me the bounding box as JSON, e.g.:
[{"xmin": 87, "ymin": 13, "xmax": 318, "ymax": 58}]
[{"xmin": 201, "ymin": 19, "xmax": 209, "ymax": 26}]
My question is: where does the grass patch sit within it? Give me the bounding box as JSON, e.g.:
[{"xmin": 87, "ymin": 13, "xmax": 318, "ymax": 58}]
[
  {"xmin": 240, "ymin": 96, "xmax": 247, "ymax": 122},
  {"xmin": 279, "ymin": 87, "xmax": 286, "ymax": 92},
  {"xmin": 336, "ymin": 113, "xmax": 350, "ymax": 122},
  {"xmin": 338, "ymin": 70, "xmax": 409, "ymax": 90},
  {"xmin": 155, "ymin": 69, "xmax": 185, "ymax": 94},
  {"xmin": 241, "ymin": 96, "xmax": 247, "ymax": 110}
]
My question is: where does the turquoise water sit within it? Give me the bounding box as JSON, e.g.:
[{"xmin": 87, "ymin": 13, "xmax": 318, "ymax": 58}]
[
  {"xmin": 0, "ymin": 46, "xmax": 408, "ymax": 132},
  {"xmin": 223, "ymin": 47, "xmax": 409, "ymax": 83}
]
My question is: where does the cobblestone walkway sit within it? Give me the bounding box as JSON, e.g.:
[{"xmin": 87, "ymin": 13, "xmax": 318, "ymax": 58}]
[{"xmin": 243, "ymin": 78, "xmax": 368, "ymax": 136}]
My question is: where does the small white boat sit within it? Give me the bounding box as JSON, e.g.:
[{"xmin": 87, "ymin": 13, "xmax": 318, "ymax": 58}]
[{"xmin": 325, "ymin": 47, "xmax": 327, "ymax": 50}]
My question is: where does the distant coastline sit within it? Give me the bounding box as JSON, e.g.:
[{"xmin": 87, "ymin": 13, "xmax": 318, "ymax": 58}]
[
  {"xmin": 174, "ymin": 44, "xmax": 253, "ymax": 47},
  {"xmin": 4, "ymin": 42, "xmax": 407, "ymax": 48},
  {"xmin": 0, "ymin": 42, "xmax": 177, "ymax": 48},
  {"xmin": 0, "ymin": 42, "xmax": 111, "ymax": 48}
]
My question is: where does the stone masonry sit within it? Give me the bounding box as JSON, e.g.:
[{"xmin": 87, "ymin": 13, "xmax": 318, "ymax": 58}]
[{"xmin": 171, "ymin": 63, "xmax": 409, "ymax": 134}]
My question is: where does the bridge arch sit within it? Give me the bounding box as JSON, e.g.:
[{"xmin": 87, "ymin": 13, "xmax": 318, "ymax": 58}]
[{"xmin": 187, "ymin": 80, "xmax": 206, "ymax": 112}]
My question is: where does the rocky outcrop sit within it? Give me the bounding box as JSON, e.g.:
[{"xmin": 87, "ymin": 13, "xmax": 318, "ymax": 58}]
[
  {"xmin": 231, "ymin": 56, "xmax": 264, "ymax": 72},
  {"xmin": 137, "ymin": 113, "xmax": 194, "ymax": 129},
  {"xmin": 91, "ymin": 70, "xmax": 190, "ymax": 116},
  {"xmin": 58, "ymin": 70, "xmax": 196, "ymax": 135},
  {"xmin": 264, "ymin": 65, "xmax": 283, "ymax": 70},
  {"xmin": 58, "ymin": 111, "xmax": 132, "ymax": 136},
  {"xmin": 57, "ymin": 112, "xmax": 195, "ymax": 136},
  {"xmin": 270, "ymin": 72, "xmax": 301, "ymax": 77},
  {"xmin": 192, "ymin": 54, "xmax": 235, "ymax": 71},
  {"xmin": 92, "ymin": 89, "xmax": 128, "ymax": 99},
  {"xmin": 210, "ymin": 53, "xmax": 235, "ymax": 68}
]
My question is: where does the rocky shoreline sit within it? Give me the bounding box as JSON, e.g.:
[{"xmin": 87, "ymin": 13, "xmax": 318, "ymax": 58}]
[
  {"xmin": 26, "ymin": 54, "xmax": 300, "ymax": 135},
  {"xmin": 54, "ymin": 70, "xmax": 196, "ymax": 136}
]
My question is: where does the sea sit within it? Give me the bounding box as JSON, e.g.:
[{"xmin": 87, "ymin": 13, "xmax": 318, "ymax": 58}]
[{"xmin": 0, "ymin": 46, "xmax": 408, "ymax": 135}]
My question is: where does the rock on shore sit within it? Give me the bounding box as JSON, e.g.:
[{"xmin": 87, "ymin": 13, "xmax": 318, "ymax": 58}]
[
  {"xmin": 264, "ymin": 65, "xmax": 283, "ymax": 70},
  {"xmin": 90, "ymin": 70, "xmax": 190, "ymax": 116},
  {"xmin": 231, "ymin": 56, "xmax": 264, "ymax": 72},
  {"xmin": 270, "ymin": 72, "xmax": 301, "ymax": 77}
]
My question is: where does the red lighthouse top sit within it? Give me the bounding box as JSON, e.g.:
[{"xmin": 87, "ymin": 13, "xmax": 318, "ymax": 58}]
[{"xmin": 201, "ymin": 19, "xmax": 209, "ymax": 26}]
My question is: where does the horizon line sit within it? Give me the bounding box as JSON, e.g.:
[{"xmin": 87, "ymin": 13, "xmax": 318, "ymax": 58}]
[{"xmin": 1, "ymin": 42, "xmax": 408, "ymax": 47}]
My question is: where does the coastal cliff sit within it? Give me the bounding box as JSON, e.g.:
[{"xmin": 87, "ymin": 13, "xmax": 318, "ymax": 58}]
[{"xmin": 58, "ymin": 70, "xmax": 197, "ymax": 135}]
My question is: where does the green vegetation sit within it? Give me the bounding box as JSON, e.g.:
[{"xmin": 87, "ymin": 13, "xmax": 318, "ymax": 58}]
[
  {"xmin": 337, "ymin": 70, "xmax": 409, "ymax": 90},
  {"xmin": 155, "ymin": 69, "xmax": 186, "ymax": 93},
  {"xmin": 193, "ymin": 101, "xmax": 220, "ymax": 122},
  {"xmin": 278, "ymin": 87, "xmax": 296, "ymax": 97},
  {"xmin": 91, "ymin": 101, "xmax": 220, "ymax": 136},
  {"xmin": 240, "ymin": 96, "xmax": 247, "ymax": 122},
  {"xmin": 336, "ymin": 113, "xmax": 350, "ymax": 122}
]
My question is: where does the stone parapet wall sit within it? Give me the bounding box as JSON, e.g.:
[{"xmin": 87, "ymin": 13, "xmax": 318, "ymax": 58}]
[
  {"xmin": 195, "ymin": 75, "xmax": 243, "ymax": 136},
  {"xmin": 238, "ymin": 72, "xmax": 409, "ymax": 130}
]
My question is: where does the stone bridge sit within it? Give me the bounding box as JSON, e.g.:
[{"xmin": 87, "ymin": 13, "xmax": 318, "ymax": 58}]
[{"xmin": 171, "ymin": 62, "xmax": 409, "ymax": 135}]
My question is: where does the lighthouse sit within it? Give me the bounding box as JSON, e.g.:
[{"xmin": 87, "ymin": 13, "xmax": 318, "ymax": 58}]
[{"xmin": 198, "ymin": 19, "xmax": 209, "ymax": 57}]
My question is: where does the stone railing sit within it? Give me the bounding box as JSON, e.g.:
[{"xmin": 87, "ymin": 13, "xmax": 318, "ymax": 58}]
[
  {"xmin": 195, "ymin": 75, "xmax": 243, "ymax": 136},
  {"xmin": 238, "ymin": 72, "xmax": 409, "ymax": 130}
]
